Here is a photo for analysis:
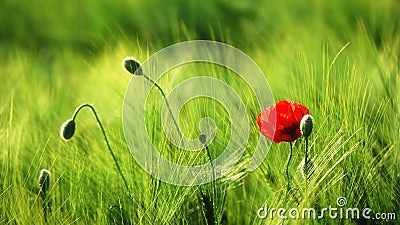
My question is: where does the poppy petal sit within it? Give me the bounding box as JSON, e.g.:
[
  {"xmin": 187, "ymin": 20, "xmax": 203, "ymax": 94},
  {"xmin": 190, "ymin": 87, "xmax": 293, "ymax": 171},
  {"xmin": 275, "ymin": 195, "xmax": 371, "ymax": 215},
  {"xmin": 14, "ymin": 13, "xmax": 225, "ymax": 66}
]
[{"xmin": 257, "ymin": 100, "xmax": 309, "ymax": 143}]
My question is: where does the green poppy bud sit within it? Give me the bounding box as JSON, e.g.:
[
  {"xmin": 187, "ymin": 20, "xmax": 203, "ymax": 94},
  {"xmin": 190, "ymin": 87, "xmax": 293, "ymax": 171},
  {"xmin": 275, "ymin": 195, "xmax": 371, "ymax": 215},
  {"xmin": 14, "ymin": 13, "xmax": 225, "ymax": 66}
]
[
  {"xmin": 60, "ymin": 119, "xmax": 75, "ymax": 141},
  {"xmin": 199, "ymin": 134, "xmax": 207, "ymax": 144},
  {"xmin": 300, "ymin": 114, "xmax": 313, "ymax": 138},
  {"xmin": 38, "ymin": 169, "xmax": 51, "ymax": 193},
  {"xmin": 123, "ymin": 57, "xmax": 143, "ymax": 75}
]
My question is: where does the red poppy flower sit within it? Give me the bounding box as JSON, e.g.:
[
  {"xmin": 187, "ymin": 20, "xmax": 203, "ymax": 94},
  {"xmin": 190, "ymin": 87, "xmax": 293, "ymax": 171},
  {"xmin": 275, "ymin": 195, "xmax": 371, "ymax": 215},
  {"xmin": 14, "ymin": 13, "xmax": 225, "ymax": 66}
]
[{"xmin": 257, "ymin": 100, "xmax": 309, "ymax": 143}]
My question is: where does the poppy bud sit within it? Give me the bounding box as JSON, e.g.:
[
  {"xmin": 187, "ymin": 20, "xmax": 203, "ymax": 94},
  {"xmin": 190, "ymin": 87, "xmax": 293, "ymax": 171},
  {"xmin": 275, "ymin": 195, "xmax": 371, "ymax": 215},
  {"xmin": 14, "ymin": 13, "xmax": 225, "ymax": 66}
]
[
  {"xmin": 123, "ymin": 57, "xmax": 143, "ymax": 75},
  {"xmin": 300, "ymin": 114, "xmax": 313, "ymax": 138},
  {"xmin": 199, "ymin": 134, "xmax": 207, "ymax": 145},
  {"xmin": 60, "ymin": 119, "xmax": 75, "ymax": 141},
  {"xmin": 38, "ymin": 169, "xmax": 51, "ymax": 193}
]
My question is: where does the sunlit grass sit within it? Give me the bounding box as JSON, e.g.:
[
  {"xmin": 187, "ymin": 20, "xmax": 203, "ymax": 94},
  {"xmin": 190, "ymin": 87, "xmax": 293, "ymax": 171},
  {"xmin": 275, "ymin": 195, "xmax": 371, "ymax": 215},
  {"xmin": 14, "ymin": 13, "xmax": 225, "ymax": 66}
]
[{"xmin": 1, "ymin": 0, "xmax": 399, "ymax": 224}]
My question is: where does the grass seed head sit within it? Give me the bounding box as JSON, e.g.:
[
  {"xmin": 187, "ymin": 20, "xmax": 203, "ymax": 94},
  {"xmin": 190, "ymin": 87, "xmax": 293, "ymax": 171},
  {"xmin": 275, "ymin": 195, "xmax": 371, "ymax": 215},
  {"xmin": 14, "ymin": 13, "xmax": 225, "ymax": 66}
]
[
  {"xmin": 300, "ymin": 158, "xmax": 315, "ymax": 179},
  {"xmin": 60, "ymin": 119, "xmax": 75, "ymax": 141}
]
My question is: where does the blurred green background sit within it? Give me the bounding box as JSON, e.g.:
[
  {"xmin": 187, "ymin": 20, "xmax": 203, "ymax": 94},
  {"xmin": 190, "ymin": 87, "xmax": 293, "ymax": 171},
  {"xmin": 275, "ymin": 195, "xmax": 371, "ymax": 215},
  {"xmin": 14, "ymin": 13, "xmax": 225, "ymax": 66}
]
[{"xmin": 1, "ymin": 0, "xmax": 398, "ymax": 52}]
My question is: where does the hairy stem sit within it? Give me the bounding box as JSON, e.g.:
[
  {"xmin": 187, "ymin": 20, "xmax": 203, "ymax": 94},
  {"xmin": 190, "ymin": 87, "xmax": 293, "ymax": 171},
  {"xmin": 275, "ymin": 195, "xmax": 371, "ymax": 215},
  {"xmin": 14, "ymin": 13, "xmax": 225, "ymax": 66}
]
[
  {"xmin": 199, "ymin": 185, "xmax": 216, "ymax": 225},
  {"xmin": 305, "ymin": 137, "xmax": 309, "ymax": 187},
  {"xmin": 40, "ymin": 191, "xmax": 48, "ymax": 223},
  {"xmin": 72, "ymin": 104, "xmax": 130, "ymax": 195},
  {"xmin": 143, "ymin": 74, "xmax": 183, "ymax": 142},
  {"xmin": 205, "ymin": 144, "xmax": 216, "ymax": 225}
]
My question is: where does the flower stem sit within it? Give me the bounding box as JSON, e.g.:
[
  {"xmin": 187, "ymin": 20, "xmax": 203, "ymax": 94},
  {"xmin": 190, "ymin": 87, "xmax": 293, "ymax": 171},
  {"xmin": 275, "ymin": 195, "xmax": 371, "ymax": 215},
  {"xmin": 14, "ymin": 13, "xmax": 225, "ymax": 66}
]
[
  {"xmin": 205, "ymin": 144, "xmax": 216, "ymax": 225},
  {"xmin": 205, "ymin": 145, "xmax": 215, "ymax": 187},
  {"xmin": 142, "ymin": 74, "xmax": 183, "ymax": 142},
  {"xmin": 40, "ymin": 191, "xmax": 48, "ymax": 223},
  {"xmin": 285, "ymin": 142, "xmax": 293, "ymax": 202},
  {"xmin": 305, "ymin": 137, "xmax": 309, "ymax": 187},
  {"xmin": 199, "ymin": 185, "xmax": 216, "ymax": 225},
  {"xmin": 72, "ymin": 104, "xmax": 130, "ymax": 195}
]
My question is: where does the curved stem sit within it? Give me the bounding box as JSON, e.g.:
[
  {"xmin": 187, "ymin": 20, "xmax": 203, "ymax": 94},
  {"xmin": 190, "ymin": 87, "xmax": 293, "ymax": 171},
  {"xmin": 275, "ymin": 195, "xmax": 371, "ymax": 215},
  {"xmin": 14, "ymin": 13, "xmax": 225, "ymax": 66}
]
[
  {"xmin": 72, "ymin": 104, "xmax": 130, "ymax": 195},
  {"xmin": 143, "ymin": 74, "xmax": 183, "ymax": 142},
  {"xmin": 285, "ymin": 142, "xmax": 293, "ymax": 202}
]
